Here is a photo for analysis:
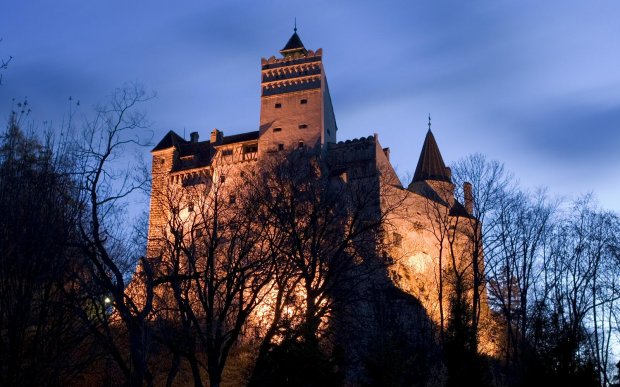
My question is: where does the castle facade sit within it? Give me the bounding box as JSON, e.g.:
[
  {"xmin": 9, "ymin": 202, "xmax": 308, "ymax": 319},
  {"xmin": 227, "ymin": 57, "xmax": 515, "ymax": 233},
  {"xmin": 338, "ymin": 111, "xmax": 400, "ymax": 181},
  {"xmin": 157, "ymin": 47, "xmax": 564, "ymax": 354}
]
[{"xmin": 144, "ymin": 30, "xmax": 494, "ymax": 374}]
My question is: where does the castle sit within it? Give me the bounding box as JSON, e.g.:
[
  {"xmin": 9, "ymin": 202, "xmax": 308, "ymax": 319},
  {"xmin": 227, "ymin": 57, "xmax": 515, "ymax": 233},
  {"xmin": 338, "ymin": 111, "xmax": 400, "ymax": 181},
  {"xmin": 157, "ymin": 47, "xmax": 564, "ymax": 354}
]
[{"xmin": 144, "ymin": 29, "xmax": 494, "ymax": 379}]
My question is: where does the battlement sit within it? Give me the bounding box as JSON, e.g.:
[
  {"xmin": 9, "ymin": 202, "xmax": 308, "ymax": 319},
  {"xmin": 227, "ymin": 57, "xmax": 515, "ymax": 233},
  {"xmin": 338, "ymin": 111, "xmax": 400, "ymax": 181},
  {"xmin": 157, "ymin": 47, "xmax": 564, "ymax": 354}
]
[
  {"xmin": 260, "ymin": 48, "xmax": 322, "ymax": 70},
  {"xmin": 261, "ymin": 50, "xmax": 324, "ymax": 97},
  {"xmin": 262, "ymin": 77, "xmax": 321, "ymax": 97},
  {"xmin": 331, "ymin": 135, "xmax": 376, "ymax": 148},
  {"xmin": 327, "ymin": 135, "xmax": 378, "ymax": 179}
]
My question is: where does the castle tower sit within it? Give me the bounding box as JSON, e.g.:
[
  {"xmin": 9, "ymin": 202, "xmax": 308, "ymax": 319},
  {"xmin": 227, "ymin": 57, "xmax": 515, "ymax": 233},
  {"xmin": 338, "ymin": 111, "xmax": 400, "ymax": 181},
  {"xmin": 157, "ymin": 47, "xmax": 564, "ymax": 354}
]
[{"xmin": 258, "ymin": 29, "xmax": 338, "ymax": 153}]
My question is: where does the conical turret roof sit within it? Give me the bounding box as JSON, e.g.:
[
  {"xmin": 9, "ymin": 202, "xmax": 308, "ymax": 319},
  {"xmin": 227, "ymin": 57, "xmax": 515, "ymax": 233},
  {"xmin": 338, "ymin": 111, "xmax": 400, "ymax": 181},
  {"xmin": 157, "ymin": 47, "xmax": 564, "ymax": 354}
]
[
  {"xmin": 412, "ymin": 130, "xmax": 451, "ymax": 183},
  {"xmin": 280, "ymin": 30, "xmax": 308, "ymax": 56}
]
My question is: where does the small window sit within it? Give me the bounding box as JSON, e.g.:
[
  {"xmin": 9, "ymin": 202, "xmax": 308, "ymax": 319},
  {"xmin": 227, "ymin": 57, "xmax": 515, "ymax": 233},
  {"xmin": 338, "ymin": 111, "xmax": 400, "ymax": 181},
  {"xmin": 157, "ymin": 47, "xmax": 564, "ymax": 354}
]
[
  {"xmin": 298, "ymin": 124, "xmax": 308, "ymax": 129},
  {"xmin": 275, "ymin": 103, "xmax": 282, "ymax": 108},
  {"xmin": 298, "ymin": 141, "xmax": 304, "ymax": 149},
  {"xmin": 300, "ymin": 99, "xmax": 308, "ymax": 104},
  {"xmin": 229, "ymin": 195, "xmax": 236, "ymax": 204},
  {"xmin": 188, "ymin": 202, "xmax": 194, "ymax": 212},
  {"xmin": 222, "ymin": 149, "xmax": 233, "ymax": 156},
  {"xmin": 273, "ymin": 127, "xmax": 282, "ymax": 132},
  {"xmin": 243, "ymin": 144, "xmax": 258, "ymax": 153},
  {"xmin": 220, "ymin": 175, "xmax": 226, "ymax": 183},
  {"xmin": 278, "ymin": 144, "xmax": 284, "ymax": 151}
]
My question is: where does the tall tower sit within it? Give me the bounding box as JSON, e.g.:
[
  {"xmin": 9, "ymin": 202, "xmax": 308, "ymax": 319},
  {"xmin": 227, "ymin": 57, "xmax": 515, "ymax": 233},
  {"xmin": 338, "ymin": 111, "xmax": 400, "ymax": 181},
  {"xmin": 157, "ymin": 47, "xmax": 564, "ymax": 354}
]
[{"xmin": 258, "ymin": 29, "xmax": 338, "ymax": 153}]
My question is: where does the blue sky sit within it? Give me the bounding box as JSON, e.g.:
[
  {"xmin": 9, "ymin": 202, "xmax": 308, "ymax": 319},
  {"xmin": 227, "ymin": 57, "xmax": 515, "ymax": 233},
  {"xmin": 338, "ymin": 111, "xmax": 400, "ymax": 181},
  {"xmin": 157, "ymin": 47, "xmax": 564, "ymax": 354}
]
[{"xmin": 1, "ymin": 1, "xmax": 619, "ymax": 211}]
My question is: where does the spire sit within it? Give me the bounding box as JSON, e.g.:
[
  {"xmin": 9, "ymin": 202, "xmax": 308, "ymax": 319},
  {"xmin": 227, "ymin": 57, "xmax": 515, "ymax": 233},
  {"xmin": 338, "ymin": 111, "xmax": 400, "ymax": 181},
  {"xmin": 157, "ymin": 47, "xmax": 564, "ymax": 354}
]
[
  {"xmin": 412, "ymin": 127, "xmax": 451, "ymax": 183},
  {"xmin": 280, "ymin": 23, "xmax": 308, "ymax": 57}
]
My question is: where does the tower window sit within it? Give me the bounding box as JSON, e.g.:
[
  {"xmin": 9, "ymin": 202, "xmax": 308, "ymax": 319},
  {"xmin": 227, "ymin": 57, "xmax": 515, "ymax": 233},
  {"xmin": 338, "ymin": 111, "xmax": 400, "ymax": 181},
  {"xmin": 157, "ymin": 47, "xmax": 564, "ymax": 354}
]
[
  {"xmin": 275, "ymin": 103, "xmax": 282, "ymax": 108},
  {"xmin": 298, "ymin": 124, "xmax": 308, "ymax": 129},
  {"xmin": 278, "ymin": 143, "xmax": 284, "ymax": 151},
  {"xmin": 273, "ymin": 127, "xmax": 282, "ymax": 132},
  {"xmin": 300, "ymin": 99, "xmax": 308, "ymax": 104}
]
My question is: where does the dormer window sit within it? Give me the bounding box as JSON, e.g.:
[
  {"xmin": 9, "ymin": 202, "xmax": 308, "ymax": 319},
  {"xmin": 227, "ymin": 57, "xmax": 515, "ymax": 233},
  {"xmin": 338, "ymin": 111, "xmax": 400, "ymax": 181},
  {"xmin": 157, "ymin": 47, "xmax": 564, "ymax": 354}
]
[{"xmin": 222, "ymin": 149, "xmax": 233, "ymax": 156}]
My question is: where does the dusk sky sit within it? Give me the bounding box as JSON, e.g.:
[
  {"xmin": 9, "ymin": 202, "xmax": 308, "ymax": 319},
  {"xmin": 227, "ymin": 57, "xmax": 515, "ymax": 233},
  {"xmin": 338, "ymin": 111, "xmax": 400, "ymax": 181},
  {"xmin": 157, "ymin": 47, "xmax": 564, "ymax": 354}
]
[{"xmin": 1, "ymin": 1, "xmax": 619, "ymax": 211}]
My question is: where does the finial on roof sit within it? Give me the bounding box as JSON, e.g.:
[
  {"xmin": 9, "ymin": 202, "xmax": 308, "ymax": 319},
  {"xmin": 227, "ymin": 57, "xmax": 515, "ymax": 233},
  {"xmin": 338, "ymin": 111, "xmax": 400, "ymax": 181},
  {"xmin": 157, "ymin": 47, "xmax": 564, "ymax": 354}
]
[
  {"xmin": 294, "ymin": 17, "xmax": 297, "ymax": 32},
  {"xmin": 428, "ymin": 113, "xmax": 432, "ymax": 131}
]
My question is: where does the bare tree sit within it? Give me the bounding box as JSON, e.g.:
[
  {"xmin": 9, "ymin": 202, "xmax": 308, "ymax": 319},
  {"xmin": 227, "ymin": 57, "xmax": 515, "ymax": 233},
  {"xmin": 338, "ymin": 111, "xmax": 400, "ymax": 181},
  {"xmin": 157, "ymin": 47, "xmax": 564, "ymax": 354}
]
[
  {"xmin": 452, "ymin": 153, "xmax": 512, "ymax": 354},
  {"xmin": 73, "ymin": 84, "xmax": 155, "ymax": 387},
  {"xmin": 248, "ymin": 149, "xmax": 398, "ymax": 385},
  {"xmin": 484, "ymin": 188, "xmax": 555, "ymax": 379},
  {"xmin": 150, "ymin": 164, "xmax": 275, "ymax": 387},
  {"xmin": 541, "ymin": 196, "xmax": 620, "ymax": 386},
  {"xmin": 0, "ymin": 37, "xmax": 12, "ymax": 85}
]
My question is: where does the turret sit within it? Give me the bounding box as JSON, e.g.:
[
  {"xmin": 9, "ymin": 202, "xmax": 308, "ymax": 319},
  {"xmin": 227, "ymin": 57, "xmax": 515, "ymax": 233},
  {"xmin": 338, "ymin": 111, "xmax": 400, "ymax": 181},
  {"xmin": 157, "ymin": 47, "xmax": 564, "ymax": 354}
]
[{"xmin": 408, "ymin": 119, "xmax": 455, "ymax": 205}]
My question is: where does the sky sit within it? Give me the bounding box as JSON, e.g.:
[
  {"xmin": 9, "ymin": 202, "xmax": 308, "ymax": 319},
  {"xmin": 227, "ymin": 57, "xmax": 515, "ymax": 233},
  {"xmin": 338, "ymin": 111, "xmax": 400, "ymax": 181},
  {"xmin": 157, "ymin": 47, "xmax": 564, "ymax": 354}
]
[{"xmin": 1, "ymin": 0, "xmax": 619, "ymax": 212}]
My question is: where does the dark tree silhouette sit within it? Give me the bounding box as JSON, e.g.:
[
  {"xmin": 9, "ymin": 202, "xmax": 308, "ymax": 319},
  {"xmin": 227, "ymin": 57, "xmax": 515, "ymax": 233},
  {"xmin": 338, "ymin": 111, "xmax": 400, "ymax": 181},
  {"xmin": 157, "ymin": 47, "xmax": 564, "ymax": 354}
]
[
  {"xmin": 0, "ymin": 116, "xmax": 93, "ymax": 386},
  {"xmin": 72, "ymin": 84, "xmax": 156, "ymax": 387},
  {"xmin": 150, "ymin": 163, "xmax": 275, "ymax": 387}
]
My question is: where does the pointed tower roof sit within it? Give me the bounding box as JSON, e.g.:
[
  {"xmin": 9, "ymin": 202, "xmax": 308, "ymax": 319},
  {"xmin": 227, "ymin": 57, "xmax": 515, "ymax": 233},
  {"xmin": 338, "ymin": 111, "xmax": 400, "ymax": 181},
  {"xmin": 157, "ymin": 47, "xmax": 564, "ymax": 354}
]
[
  {"xmin": 280, "ymin": 29, "xmax": 308, "ymax": 57},
  {"xmin": 412, "ymin": 129, "xmax": 452, "ymax": 183},
  {"xmin": 152, "ymin": 130, "xmax": 187, "ymax": 152}
]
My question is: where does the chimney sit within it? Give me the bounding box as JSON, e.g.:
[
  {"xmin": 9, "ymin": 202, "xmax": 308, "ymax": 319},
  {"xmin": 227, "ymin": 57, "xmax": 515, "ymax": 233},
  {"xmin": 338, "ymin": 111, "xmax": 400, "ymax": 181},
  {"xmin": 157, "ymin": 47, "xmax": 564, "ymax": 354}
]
[
  {"xmin": 210, "ymin": 128, "xmax": 223, "ymax": 145},
  {"xmin": 190, "ymin": 131, "xmax": 199, "ymax": 143},
  {"xmin": 464, "ymin": 182, "xmax": 474, "ymax": 214}
]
